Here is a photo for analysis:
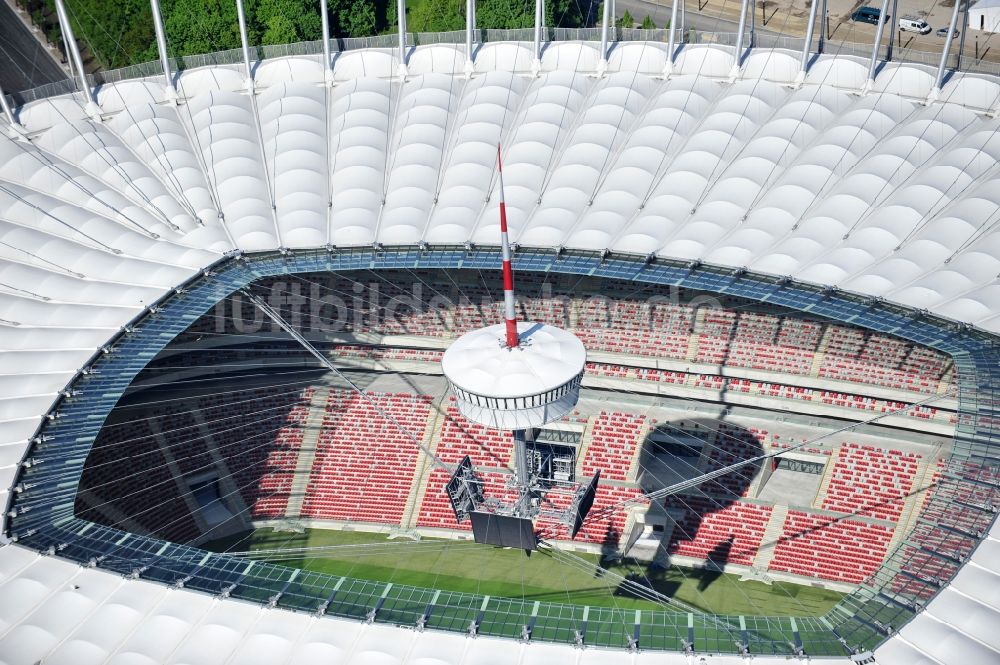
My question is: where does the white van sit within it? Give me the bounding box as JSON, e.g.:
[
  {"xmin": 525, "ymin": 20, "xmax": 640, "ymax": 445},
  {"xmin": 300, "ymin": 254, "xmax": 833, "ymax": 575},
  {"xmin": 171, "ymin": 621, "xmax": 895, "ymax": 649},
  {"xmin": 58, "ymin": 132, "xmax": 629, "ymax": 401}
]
[{"xmin": 899, "ymin": 15, "xmax": 932, "ymax": 33}]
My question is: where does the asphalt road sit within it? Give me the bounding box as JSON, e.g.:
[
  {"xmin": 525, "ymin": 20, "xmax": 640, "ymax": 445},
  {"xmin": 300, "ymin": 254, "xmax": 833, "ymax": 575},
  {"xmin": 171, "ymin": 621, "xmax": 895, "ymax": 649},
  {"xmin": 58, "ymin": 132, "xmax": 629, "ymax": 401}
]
[
  {"xmin": 613, "ymin": 0, "xmax": 784, "ymax": 36},
  {"xmin": 0, "ymin": 1, "xmax": 67, "ymax": 94}
]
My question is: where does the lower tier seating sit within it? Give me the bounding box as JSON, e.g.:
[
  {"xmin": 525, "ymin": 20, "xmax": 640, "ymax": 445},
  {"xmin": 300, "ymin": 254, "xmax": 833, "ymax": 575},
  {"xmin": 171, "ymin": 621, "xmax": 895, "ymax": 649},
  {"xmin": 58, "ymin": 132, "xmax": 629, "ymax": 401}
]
[
  {"xmin": 301, "ymin": 391, "xmax": 433, "ymax": 525},
  {"xmin": 581, "ymin": 411, "xmax": 647, "ymax": 481},
  {"xmin": 820, "ymin": 442, "xmax": 920, "ymax": 522},
  {"xmin": 768, "ymin": 511, "xmax": 894, "ymax": 584},
  {"xmin": 665, "ymin": 498, "xmax": 773, "ymax": 566},
  {"xmin": 434, "ymin": 403, "xmax": 514, "ymax": 468}
]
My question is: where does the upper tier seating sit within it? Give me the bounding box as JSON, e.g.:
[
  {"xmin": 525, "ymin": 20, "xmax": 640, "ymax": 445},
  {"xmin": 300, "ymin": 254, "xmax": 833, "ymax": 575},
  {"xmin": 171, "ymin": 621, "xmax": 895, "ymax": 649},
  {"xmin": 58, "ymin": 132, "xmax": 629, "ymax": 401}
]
[
  {"xmin": 188, "ymin": 272, "xmax": 953, "ymax": 398},
  {"xmin": 819, "ymin": 329, "xmax": 945, "ymax": 394}
]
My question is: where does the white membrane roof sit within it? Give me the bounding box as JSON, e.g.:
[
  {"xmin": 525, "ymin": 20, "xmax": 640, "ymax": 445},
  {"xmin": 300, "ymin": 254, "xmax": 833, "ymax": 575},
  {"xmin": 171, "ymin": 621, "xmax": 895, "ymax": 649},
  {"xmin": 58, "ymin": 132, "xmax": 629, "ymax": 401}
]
[
  {"xmin": 442, "ymin": 322, "xmax": 586, "ymax": 398},
  {"xmin": 1, "ymin": 39, "xmax": 999, "ymax": 664}
]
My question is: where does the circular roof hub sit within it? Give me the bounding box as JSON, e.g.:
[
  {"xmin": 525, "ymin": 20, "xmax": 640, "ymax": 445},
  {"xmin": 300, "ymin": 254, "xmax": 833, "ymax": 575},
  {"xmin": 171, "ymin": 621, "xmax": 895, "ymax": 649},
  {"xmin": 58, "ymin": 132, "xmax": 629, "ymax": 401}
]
[{"xmin": 442, "ymin": 322, "xmax": 586, "ymax": 430}]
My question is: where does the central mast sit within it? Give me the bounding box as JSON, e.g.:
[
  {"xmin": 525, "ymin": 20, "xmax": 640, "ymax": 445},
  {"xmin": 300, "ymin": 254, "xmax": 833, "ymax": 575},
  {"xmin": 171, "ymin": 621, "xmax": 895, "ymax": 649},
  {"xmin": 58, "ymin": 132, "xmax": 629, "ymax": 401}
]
[
  {"xmin": 497, "ymin": 144, "xmax": 519, "ymax": 349},
  {"xmin": 440, "ymin": 145, "xmax": 596, "ymax": 550}
]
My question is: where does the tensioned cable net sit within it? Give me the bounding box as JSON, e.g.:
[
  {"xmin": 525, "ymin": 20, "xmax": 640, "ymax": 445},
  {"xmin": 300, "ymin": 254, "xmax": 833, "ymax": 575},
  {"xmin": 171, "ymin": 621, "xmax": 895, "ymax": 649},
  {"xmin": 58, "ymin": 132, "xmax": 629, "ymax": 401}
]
[
  {"xmin": 5, "ymin": 3, "xmax": 1000, "ymax": 658},
  {"xmin": 57, "ymin": 261, "xmax": 965, "ymax": 655}
]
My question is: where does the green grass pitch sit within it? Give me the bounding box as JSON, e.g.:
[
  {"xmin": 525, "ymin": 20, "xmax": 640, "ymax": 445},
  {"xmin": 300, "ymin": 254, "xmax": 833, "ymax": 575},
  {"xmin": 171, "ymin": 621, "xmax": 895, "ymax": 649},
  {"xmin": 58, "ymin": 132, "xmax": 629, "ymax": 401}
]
[{"xmin": 203, "ymin": 527, "xmax": 843, "ymax": 617}]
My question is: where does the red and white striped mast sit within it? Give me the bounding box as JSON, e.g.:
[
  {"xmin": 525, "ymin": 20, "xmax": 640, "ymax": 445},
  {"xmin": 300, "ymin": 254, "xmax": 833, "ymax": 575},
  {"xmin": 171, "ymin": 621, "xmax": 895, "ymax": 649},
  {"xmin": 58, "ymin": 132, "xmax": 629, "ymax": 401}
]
[
  {"xmin": 497, "ymin": 144, "xmax": 519, "ymax": 349},
  {"xmin": 439, "ymin": 144, "xmax": 589, "ymax": 538}
]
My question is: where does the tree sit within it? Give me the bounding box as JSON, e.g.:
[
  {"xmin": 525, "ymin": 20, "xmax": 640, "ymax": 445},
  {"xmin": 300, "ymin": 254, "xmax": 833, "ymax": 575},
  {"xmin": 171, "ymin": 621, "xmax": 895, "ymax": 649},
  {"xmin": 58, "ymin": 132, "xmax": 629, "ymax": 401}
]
[
  {"xmin": 262, "ymin": 14, "xmax": 299, "ymax": 44},
  {"xmin": 40, "ymin": 0, "xmax": 155, "ymax": 69},
  {"xmin": 256, "ymin": 0, "xmax": 323, "ymax": 41},
  {"xmin": 640, "ymin": 14, "xmax": 655, "ymax": 29},
  {"xmin": 339, "ymin": 0, "xmax": 378, "ymax": 36},
  {"xmin": 32, "ymin": 0, "xmax": 590, "ymax": 69},
  {"xmin": 409, "ymin": 0, "xmax": 465, "ymax": 32},
  {"xmin": 476, "ymin": 0, "xmax": 534, "ymax": 29},
  {"xmin": 163, "ymin": 0, "xmax": 248, "ymax": 57},
  {"xmin": 546, "ymin": 0, "xmax": 584, "ymax": 28},
  {"xmin": 615, "ymin": 8, "xmax": 633, "ymax": 28}
]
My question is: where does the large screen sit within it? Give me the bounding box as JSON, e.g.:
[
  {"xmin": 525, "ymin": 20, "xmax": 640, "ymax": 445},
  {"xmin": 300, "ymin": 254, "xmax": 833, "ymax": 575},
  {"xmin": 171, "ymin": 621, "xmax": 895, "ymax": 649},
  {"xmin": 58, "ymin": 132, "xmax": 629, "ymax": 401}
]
[
  {"xmin": 446, "ymin": 455, "xmax": 483, "ymax": 523},
  {"xmin": 571, "ymin": 469, "xmax": 600, "ymax": 538},
  {"xmin": 470, "ymin": 511, "xmax": 537, "ymax": 550}
]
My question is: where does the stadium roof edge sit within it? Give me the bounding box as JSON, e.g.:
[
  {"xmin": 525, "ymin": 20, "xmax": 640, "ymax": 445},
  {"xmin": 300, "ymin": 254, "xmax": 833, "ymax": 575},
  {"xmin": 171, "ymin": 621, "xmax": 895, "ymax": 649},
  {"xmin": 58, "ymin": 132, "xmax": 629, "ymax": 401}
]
[{"xmin": 1, "ymin": 39, "xmax": 999, "ymax": 662}]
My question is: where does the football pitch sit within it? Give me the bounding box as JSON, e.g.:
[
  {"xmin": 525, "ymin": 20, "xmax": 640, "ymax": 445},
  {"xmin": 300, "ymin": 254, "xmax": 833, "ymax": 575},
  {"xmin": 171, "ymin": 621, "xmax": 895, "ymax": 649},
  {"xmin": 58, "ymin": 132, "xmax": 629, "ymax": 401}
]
[{"xmin": 203, "ymin": 527, "xmax": 843, "ymax": 617}]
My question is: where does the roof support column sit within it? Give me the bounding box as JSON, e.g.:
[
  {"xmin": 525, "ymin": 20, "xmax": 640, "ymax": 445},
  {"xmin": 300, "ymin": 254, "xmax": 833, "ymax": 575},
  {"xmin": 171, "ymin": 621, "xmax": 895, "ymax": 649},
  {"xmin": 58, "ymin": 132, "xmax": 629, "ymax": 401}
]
[
  {"xmin": 532, "ymin": 0, "xmax": 544, "ymax": 75},
  {"xmin": 0, "ymin": 84, "xmax": 14, "ymax": 126},
  {"xmin": 465, "ymin": 0, "xmax": 476, "ymax": 76},
  {"xmin": 662, "ymin": 0, "xmax": 680, "ymax": 77},
  {"xmin": 794, "ymin": 0, "xmax": 820, "ymax": 85},
  {"xmin": 729, "ymin": 0, "xmax": 750, "ymax": 81},
  {"xmin": 886, "ymin": 0, "xmax": 899, "ymax": 61},
  {"xmin": 816, "ymin": 0, "xmax": 830, "ymax": 53},
  {"xmin": 54, "ymin": 0, "xmax": 100, "ymax": 119},
  {"xmin": 150, "ymin": 0, "xmax": 178, "ymax": 101},
  {"xmin": 397, "ymin": 0, "xmax": 409, "ymax": 78},
  {"xmin": 862, "ymin": 0, "xmax": 892, "ymax": 93},
  {"xmin": 597, "ymin": 0, "xmax": 612, "ymax": 76},
  {"xmin": 956, "ymin": 0, "xmax": 969, "ymax": 71},
  {"xmin": 0, "ymin": 83, "xmax": 27, "ymax": 139},
  {"xmin": 930, "ymin": 0, "xmax": 963, "ymax": 101},
  {"xmin": 321, "ymin": 0, "xmax": 334, "ymax": 83},
  {"xmin": 236, "ymin": 0, "xmax": 255, "ymax": 91}
]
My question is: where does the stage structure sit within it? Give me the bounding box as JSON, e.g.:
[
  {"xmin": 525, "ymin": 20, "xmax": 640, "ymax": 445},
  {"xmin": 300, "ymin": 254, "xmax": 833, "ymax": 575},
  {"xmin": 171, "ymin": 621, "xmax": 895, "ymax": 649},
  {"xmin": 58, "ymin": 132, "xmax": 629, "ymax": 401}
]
[{"xmin": 441, "ymin": 147, "xmax": 594, "ymax": 551}]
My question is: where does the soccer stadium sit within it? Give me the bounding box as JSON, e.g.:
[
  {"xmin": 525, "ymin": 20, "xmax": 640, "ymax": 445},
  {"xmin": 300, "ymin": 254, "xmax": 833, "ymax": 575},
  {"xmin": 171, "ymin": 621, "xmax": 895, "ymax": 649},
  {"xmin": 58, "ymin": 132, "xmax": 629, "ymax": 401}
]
[{"xmin": 1, "ymin": 0, "xmax": 999, "ymax": 663}]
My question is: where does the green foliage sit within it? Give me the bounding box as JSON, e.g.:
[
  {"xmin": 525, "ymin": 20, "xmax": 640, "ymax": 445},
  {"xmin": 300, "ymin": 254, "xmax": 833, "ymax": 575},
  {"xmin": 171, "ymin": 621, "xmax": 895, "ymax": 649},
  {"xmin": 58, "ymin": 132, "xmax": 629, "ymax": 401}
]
[
  {"xmin": 475, "ymin": 0, "xmax": 534, "ymax": 30},
  {"xmin": 257, "ymin": 0, "xmax": 323, "ymax": 43},
  {"xmin": 339, "ymin": 0, "xmax": 379, "ymax": 36},
  {"xmin": 37, "ymin": 0, "xmax": 154, "ymax": 69},
  {"xmin": 162, "ymin": 0, "xmax": 246, "ymax": 57},
  {"xmin": 32, "ymin": 0, "xmax": 596, "ymax": 70},
  {"xmin": 615, "ymin": 8, "xmax": 632, "ymax": 28},
  {"xmin": 640, "ymin": 14, "xmax": 655, "ymax": 29},
  {"xmin": 545, "ymin": 0, "xmax": 584, "ymax": 29},
  {"xmin": 409, "ymin": 0, "xmax": 465, "ymax": 32},
  {"xmin": 262, "ymin": 14, "xmax": 299, "ymax": 44}
]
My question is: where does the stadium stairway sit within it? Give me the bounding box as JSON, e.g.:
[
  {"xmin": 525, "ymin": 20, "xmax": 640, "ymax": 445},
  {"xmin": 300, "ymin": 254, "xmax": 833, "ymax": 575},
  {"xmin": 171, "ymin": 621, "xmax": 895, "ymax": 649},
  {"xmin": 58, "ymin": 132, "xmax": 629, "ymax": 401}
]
[
  {"xmin": 283, "ymin": 386, "xmax": 331, "ymax": 519},
  {"xmin": 887, "ymin": 455, "xmax": 938, "ymax": 552},
  {"xmin": 808, "ymin": 327, "xmax": 833, "ymax": 377},
  {"xmin": 401, "ymin": 398, "xmax": 449, "ymax": 530},
  {"xmin": 684, "ymin": 310, "xmax": 703, "ymax": 362},
  {"xmin": 574, "ymin": 419, "xmax": 598, "ymax": 479},
  {"xmin": 811, "ymin": 453, "xmax": 838, "ymax": 508},
  {"xmin": 626, "ymin": 419, "xmax": 650, "ymax": 481},
  {"xmin": 751, "ymin": 503, "xmax": 789, "ymax": 571}
]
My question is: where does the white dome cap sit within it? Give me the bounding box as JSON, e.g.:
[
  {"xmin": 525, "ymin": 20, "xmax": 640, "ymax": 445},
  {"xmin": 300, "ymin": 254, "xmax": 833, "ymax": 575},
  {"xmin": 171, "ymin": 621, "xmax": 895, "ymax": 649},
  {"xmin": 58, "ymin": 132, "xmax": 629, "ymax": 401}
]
[{"xmin": 442, "ymin": 322, "xmax": 586, "ymax": 429}]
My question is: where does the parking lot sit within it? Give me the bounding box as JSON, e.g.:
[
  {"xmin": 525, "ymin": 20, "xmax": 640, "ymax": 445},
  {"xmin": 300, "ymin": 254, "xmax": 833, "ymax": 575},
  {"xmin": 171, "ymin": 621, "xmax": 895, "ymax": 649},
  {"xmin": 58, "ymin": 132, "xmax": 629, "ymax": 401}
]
[{"xmin": 622, "ymin": 0, "xmax": 1000, "ymax": 67}]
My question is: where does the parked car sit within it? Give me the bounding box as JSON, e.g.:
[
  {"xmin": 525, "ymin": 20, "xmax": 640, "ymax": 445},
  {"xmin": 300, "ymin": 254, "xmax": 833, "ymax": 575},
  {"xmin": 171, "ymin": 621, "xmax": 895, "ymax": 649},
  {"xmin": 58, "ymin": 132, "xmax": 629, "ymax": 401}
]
[
  {"xmin": 851, "ymin": 6, "xmax": 885, "ymax": 24},
  {"xmin": 935, "ymin": 26, "xmax": 959, "ymax": 37},
  {"xmin": 899, "ymin": 15, "xmax": 932, "ymax": 34}
]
